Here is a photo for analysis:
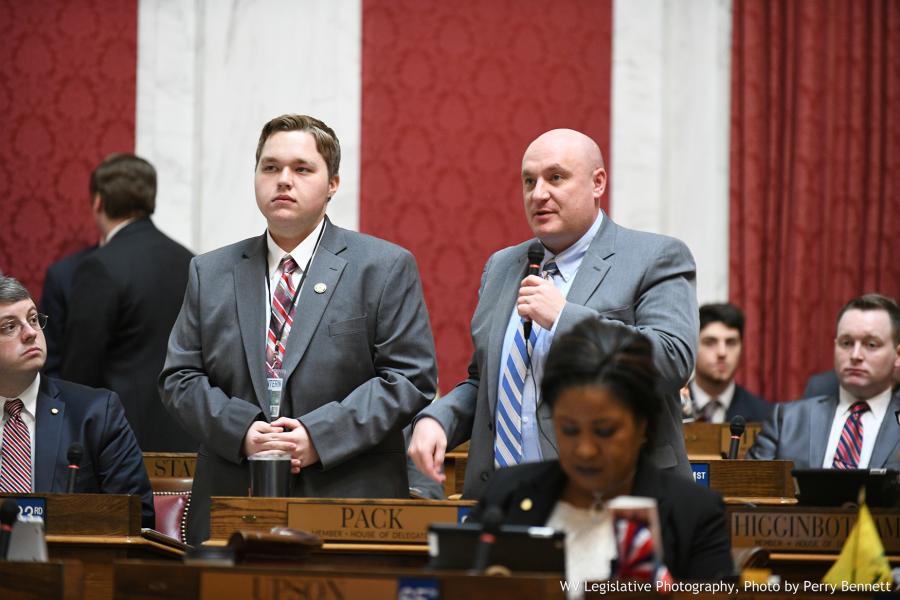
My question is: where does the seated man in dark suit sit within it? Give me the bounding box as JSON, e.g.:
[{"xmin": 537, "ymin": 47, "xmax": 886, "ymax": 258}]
[
  {"xmin": 749, "ymin": 294, "xmax": 900, "ymax": 469},
  {"xmin": 0, "ymin": 276, "xmax": 154, "ymax": 528},
  {"xmin": 686, "ymin": 303, "xmax": 771, "ymax": 422}
]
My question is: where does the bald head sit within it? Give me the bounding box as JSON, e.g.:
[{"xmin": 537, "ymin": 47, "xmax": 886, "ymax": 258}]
[{"xmin": 521, "ymin": 129, "xmax": 607, "ymax": 253}]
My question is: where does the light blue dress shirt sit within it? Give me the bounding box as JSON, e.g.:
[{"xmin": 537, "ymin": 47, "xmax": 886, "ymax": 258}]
[{"xmin": 496, "ymin": 213, "xmax": 604, "ymax": 462}]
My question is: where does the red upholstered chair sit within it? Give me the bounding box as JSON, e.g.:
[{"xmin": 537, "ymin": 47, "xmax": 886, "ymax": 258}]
[{"xmin": 151, "ymin": 477, "xmax": 192, "ymax": 543}]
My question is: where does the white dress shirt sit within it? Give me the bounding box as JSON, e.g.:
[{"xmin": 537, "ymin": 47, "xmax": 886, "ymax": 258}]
[
  {"xmin": 497, "ymin": 213, "xmax": 603, "ymax": 462},
  {"xmin": 262, "ymin": 218, "xmax": 326, "ymax": 335},
  {"xmin": 548, "ymin": 500, "xmax": 615, "ymax": 600},
  {"xmin": 821, "ymin": 386, "xmax": 892, "ymax": 468},
  {"xmin": 0, "ymin": 373, "xmax": 40, "ymax": 487},
  {"xmin": 689, "ymin": 380, "xmax": 736, "ymax": 424}
]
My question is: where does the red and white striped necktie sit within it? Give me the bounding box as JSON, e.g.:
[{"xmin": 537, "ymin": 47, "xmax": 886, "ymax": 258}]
[
  {"xmin": 0, "ymin": 398, "xmax": 32, "ymax": 493},
  {"xmin": 266, "ymin": 256, "xmax": 299, "ymax": 376}
]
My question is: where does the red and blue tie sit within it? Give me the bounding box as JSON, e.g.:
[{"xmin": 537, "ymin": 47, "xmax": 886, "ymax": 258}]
[
  {"xmin": 266, "ymin": 256, "xmax": 299, "ymax": 377},
  {"xmin": 832, "ymin": 401, "xmax": 870, "ymax": 469},
  {"xmin": 0, "ymin": 399, "xmax": 32, "ymax": 493}
]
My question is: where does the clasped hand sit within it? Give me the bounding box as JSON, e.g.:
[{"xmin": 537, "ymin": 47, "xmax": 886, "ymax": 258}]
[{"xmin": 243, "ymin": 418, "xmax": 320, "ymax": 474}]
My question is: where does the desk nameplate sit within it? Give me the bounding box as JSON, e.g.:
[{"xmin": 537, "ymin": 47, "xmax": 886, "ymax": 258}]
[
  {"xmin": 730, "ymin": 507, "xmax": 900, "ymax": 552},
  {"xmin": 143, "ymin": 452, "xmax": 196, "ymax": 478},
  {"xmin": 201, "ymin": 572, "xmax": 397, "ymax": 600},
  {"xmin": 288, "ymin": 501, "xmax": 465, "ymax": 543}
]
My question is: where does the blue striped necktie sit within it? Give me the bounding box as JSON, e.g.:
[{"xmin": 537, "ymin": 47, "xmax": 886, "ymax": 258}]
[
  {"xmin": 832, "ymin": 401, "xmax": 870, "ymax": 469},
  {"xmin": 494, "ymin": 261, "xmax": 559, "ymax": 468}
]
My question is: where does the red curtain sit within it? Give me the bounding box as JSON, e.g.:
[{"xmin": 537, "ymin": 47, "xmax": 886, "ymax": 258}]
[
  {"xmin": 0, "ymin": 0, "xmax": 137, "ymax": 300},
  {"xmin": 730, "ymin": 0, "xmax": 900, "ymax": 402},
  {"xmin": 361, "ymin": 0, "xmax": 612, "ymax": 391}
]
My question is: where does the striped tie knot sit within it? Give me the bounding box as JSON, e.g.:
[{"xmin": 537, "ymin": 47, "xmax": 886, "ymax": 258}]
[
  {"xmin": 849, "ymin": 401, "xmax": 870, "ymax": 418},
  {"xmin": 280, "ymin": 256, "xmax": 299, "ymax": 274},
  {"xmin": 4, "ymin": 398, "xmax": 24, "ymax": 419},
  {"xmin": 542, "ymin": 261, "xmax": 559, "ymax": 278}
]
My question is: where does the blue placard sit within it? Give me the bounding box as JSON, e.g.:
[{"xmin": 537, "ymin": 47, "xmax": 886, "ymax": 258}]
[
  {"xmin": 10, "ymin": 497, "xmax": 46, "ymax": 523},
  {"xmin": 397, "ymin": 577, "xmax": 439, "ymax": 600},
  {"xmin": 456, "ymin": 506, "xmax": 472, "ymax": 524},
  {"xmin": 691, "ymin": 463, "xmax": 710, "ymax": 488}
]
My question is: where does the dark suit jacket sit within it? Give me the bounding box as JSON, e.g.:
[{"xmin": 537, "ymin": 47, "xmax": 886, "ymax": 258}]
[
  {"xmin": 728, "ymin": 385, "xmax": 772, "ymax": 422},
  {"xmin": 40, "ymin": 245, "xmax": 96, "ymax": 377},
  {"xmin": 748, "ymin": 390, "xmax": 900, "ymax": 469},
  {"xmin": 803, "ymin": 370, "xmax": 839, "ymax": 399},
  {"xmin": 160, "ymin": 220, "xmax": 437, "ymax": 545},
  {"xmin": 34, "ymin": 377, "xmax": 154, "ymax": 528},
  {"xmin": 61, "ymin": 219, "xmax": 195, "ymax": 452},
  {"xmin": 468, "ymin": 459, "xmax": 734, "ymax": 582}
]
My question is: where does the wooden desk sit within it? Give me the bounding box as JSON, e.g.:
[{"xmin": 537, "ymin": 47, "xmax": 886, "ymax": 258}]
[
  {"xmin": 0, "ymin": 493, "xmax": 182, "ymax": 600},
  {"xmin": 142, "ymin": 452, "xmax": 196, "ymax": 479},
  {"xmin": 682, "ymin": 421, "xmax": 762, "ymax": 460},
  {"xmin": 114, "ymin": 560, "xmax": 564, "ymax": 600},
  {"xmin": 0, "ymin": 560, "xmax": 83, "ymax": 600}
]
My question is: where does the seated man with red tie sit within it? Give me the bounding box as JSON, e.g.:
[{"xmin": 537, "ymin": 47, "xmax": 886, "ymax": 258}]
[
  {"xmin": 749, "ymin": 294, "xmax": 900, "ymax": 469},
  {"xmin": 0, "ymin": 275, "xmax": 154, "ymax": 527}
]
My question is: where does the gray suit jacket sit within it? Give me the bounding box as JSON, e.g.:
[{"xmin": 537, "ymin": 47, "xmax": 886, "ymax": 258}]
[
  {"xmin": 419, "ymin": 212, "xmax": 697, "ymax": 497},
  {"xmin": 748, "ymin": 391, "xmax": 900, "ymax": 469},
  {"xmin": 160, "ymin": 219, "xmax": 437, "ymax": 544}
]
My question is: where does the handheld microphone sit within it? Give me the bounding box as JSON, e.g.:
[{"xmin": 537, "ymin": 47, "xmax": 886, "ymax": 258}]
[
  {"xmin": 727, "ymin": 416, "xmax": 746, "ymax": 459},
  {"xmin": 66, "ymin": 443, "xmax": 84, "ymax": 494},
  {"xmin": 522, "ymin": 241, "xmax": 545, "ymax": 344},
  {"xmin": 0, "ymin": 499, "xmax": 18, "ymax": 560},
  {"xmin": 469, "ymin": 505, "xmax": 504, "ymax": 573}
]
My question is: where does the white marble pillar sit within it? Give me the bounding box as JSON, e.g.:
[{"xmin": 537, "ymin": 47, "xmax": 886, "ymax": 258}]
[
  {"xmin": 136, "ymin": 0, "xmax": 362, "ymax": 254},
  {"xmin": 610, "ymin": 0, "xmax": 733, "ymax": 304}
]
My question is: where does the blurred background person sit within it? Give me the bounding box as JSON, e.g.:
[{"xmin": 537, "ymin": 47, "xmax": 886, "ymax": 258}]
[
  {"xmin": 60, "ymin": 154, "xmax": 196, "ymax": 452},
  {"xmin": 468, "ymin": 318, "xmax": 733, "ymax": 585},
  {"xmin": 687, "ymin": 303, "xmax": 771, "ymax": 423}
]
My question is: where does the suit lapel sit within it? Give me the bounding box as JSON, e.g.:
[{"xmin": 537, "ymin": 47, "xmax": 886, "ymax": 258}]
[
  {"xmin": 809, "ymin": 396, "xmax": 837, "ymax": 467},
  {"xmin": 485, "ymin": 252, "xmax": 527, "ymax": 415},
  {"xmin": 33, "ymin": 378, "xmax": 65, "ymax": 492},
  {"xmin": 566, "ymin": 213, "xmax": 615, "ymax": 306},
  {"xmin": 279, "ymin": 220, "xmax": 347, "ymax": 382},
  {"xmin": 234, "ymin": 234, "xmax": 269, "ymax": 412},
  {"xmin": 869, "ymin": 391, "xmax": 900, "ymax": 468}
]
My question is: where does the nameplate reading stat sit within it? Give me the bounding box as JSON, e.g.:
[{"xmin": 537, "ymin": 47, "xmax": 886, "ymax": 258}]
[
  {"xmin": 730, "ymin": 509, "xmax": 900, "ymax": 552},
  {"xmin": 201, "ymin": 572, "xmax": 396, "ymax": 600},
  {"xmin": 287, "ymin": 501, "xmax": 463, "ymax": 543}
]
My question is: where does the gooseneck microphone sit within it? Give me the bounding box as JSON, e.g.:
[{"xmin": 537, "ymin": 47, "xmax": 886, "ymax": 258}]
[
  {"xmin": 727, "ymin": 416, "xmax": 746, "ymax": 460},
  {"xmin": 522, "ymin": 241, "xmax": 545, "ymax": 345},
  {"xmin": 469, "ymin": 505, "xmax": 504, "ymax": 573},
  {"xmin": 0, "ymin": 499, "xmax": 19, "ymax": 560},
  {"xmin": 66, "ymin": 443, "xmax": 85, "ymax": 494}
]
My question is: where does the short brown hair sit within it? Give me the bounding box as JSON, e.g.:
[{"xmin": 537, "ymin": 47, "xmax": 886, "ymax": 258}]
[
  {"xmin": 89, "ymin": 154, "xmax": 156, "ymax": 219},
  {"xmin": 836, "ymin": 293, "xmax": 900, "ymax": 345},
  {"xmin": 255, "ymin": 114, "xmax": 341, "ymax": 180}
]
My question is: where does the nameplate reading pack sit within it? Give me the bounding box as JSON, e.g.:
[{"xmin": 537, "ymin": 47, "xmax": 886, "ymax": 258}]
[{"xmin": 287, "ymin": 500, "xmax": 468, "ymax": 543}]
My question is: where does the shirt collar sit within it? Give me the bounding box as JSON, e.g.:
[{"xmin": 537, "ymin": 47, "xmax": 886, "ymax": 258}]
[
  {"xmin": 540, "ymin": 212, "xmax": 603, "ymax": 282},
  {"xmin": 266, "ymin": 218, "xmax": 326, "ymax": 277},
  {"xmin": 1, "ymin": 373, "xmax": 40, "ymax": 419},
  {"xmin": 838, "ymin": 385, "xmax": 892, "ymax": 422},
  {"xmin": 690, "ymin": 379, "xmax": 736, "ymax": 411},
  {"xmin": 103, "ymin": 218, "xmax": 136, "ymax": 245}
]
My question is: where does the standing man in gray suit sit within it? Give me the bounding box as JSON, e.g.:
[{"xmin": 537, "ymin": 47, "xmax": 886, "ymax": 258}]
[
  {"xmin": 409, "ymin": 129, "xmax": 697, "ymax": 497},
  {"xmin": 160, "ymin": 115, "xmax": 437, "ymax": 544},
  {"xmin": 749, "ymin": 294, "xmax": 900, "ymax": 469}
]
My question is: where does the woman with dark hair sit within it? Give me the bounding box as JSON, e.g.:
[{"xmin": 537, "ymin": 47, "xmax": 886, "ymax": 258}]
[{"xmin": 469, "ymin": 318, "xmax": 733, "ymax": 585}]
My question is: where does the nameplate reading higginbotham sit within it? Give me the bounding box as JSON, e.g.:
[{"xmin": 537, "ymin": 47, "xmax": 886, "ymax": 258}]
[
  {"xmin": 287, "ymin": 501, "xmax": 466, "ymax": 543},
  {"xmin": 730, "ymin": 509, "xmax": 900, "ymax": 552}
]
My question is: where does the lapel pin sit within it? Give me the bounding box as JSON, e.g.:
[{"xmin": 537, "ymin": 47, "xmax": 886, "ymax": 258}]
[
  {"xmin": 314, "ymin": 283, "xmax": 327, "ymax": 294},
  {"xmin": 520, "ymin": 498, "xmax": 533, "ymax": 512},
  {"xmin": 50, "ymin": 408, "xmax": 59, "ymax": 415}
]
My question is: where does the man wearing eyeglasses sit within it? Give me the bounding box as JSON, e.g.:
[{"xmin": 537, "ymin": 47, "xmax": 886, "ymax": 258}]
[{"xmin": 0, "ymin": 275, "xmax": 154, "ymax": 527}]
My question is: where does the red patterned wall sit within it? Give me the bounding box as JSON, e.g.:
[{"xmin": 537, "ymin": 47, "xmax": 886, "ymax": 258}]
[
  {"xmin": 360, "ymin": 0, "xmax": 613, "ymax": 391},
  {"xmin": 0, "ymin": 0, "xmax": 137, "ymax": 299}
]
